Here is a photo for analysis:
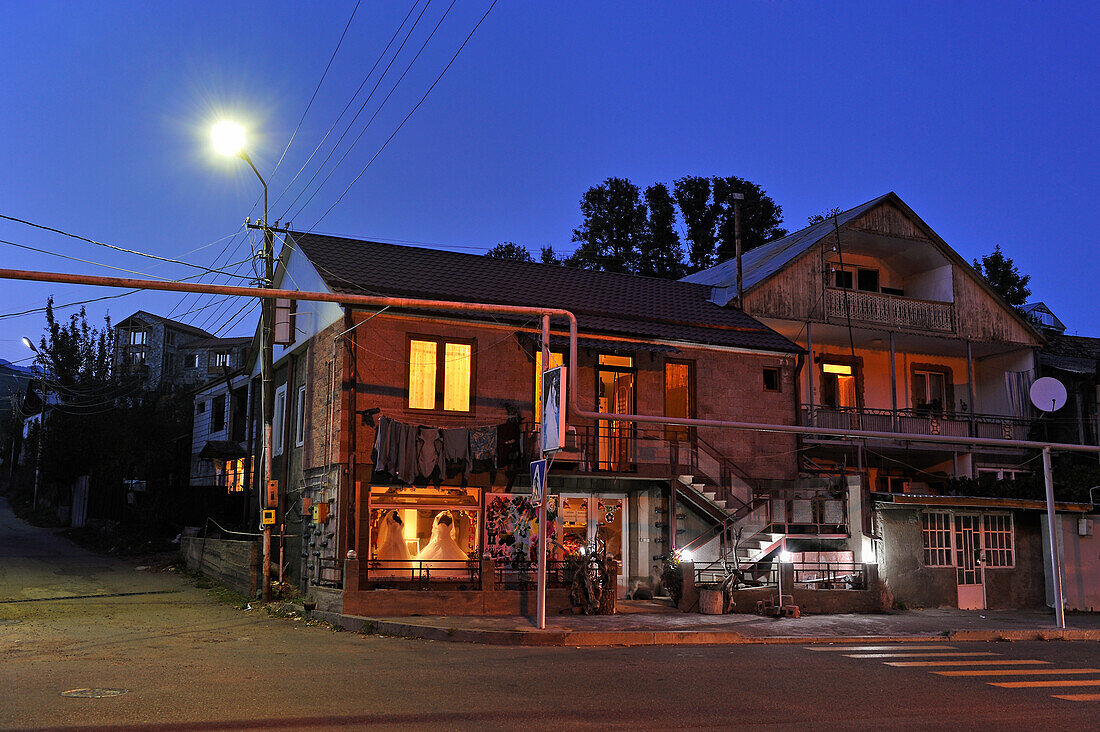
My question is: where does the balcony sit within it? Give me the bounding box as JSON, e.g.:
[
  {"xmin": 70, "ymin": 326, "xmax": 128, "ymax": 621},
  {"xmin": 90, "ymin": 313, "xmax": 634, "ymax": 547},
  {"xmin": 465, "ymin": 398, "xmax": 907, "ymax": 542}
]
[
  {"xmin": 826, "ymin": 288, "xmax": 955, "ymax": 333},
  {"xmin": 802, "ymin": 405, "xmax": 1032, "ymax": 441}
]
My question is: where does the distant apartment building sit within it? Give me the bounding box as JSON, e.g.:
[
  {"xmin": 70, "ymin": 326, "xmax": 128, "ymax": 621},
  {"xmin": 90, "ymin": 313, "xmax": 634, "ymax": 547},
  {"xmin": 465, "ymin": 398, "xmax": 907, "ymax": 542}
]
[{"xmin": 113, "ymin": 311, "xmax": 251, "ymax": 391}]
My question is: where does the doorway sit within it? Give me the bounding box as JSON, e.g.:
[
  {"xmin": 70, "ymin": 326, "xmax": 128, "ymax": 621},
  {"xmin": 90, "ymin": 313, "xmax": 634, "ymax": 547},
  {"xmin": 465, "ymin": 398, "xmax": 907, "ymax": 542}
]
[
  {"xmin": 954, "ymin": 513, "xmax": 986, "ymax": 610},
  {"xmin": 597, "ymin": 355, "xmax": 635, "ymax": 470},
  {"xmin": 559, "ymin": 495, "xmax": 628, "ymax": 597}
]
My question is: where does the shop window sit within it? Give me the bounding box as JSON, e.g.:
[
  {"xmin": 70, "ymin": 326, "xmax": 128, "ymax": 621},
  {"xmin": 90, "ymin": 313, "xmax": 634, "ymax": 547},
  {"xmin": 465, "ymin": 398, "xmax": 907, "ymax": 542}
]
[
  {"xmin": 922, "ymin": 511, "xmax": 953, "ymax": 567},
  {"xmin": 408, "ymin": 336, "xmax": 474, "ymax": 412},
  {"xmin": 534, "ymin": 350, "xmax": 565, "ymax": 424},
  {"xmin": 212, "ymin": 394, "xmax": 226, "ymax": 433},
  {"xmin": 368, "ymin": 486, "xmax": 481, "ymax": 580},
  {"xmin": 273, "ymin": 385, "xmax": 287, "ymax": 456},
  {"xmin": 664, "ymin": 360, "xmax": 693, "ymax": 442},
  {"xmin": 763, "ymin": 366, "xmax": 781, "ymax": 393},
  {"xmin": 982, "ymin": 514, "xmax": 1014, "ymax": 568}
]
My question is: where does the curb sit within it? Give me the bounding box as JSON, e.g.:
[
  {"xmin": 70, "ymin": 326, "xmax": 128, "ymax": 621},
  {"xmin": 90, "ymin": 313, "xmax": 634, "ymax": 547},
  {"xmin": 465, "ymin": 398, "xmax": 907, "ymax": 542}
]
[{"xmin": 314, "ymin": 611, "xmax": 1100, "ymax": 647}]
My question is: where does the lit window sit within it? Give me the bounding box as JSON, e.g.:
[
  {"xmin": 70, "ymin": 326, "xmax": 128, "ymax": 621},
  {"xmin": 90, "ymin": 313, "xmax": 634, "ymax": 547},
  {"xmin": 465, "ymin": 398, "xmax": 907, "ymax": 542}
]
[
  {"xmin": 664, "ymin": 361, "xmax": 692, "ymax": 441},
  {"xmin": 225, "ymin": 458, "xmax": 246, "ymax": 493},
  {"xmin": 215, "ymin": 352, "xmax": 231, "ymax": 367},
  {"xmin": 822, "ymin": 363, "xmax": 852, "ymax": 375},
  {"xmin": 408, "ymin": 337, "xmax": 474, "ymax": 412},
  {"xmin": 130, "ymin": 330, "xmax": 146, "ymax": 345},
  {"xmin": 922, "ymin": 511, "xmax": 953, "ymax": 567}
]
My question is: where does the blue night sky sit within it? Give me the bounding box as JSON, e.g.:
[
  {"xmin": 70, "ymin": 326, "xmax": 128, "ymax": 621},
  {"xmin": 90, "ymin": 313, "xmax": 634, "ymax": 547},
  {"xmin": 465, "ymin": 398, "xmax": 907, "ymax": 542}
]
[{"xmin": 0, "ymin": 1, "xmax": 1096, "ymax": 364}]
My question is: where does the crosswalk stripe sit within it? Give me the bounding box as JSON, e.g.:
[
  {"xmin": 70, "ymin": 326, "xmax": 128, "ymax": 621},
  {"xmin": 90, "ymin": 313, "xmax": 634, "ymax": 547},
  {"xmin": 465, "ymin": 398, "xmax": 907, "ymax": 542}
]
[
  {"xmin": 806, "ymin": 645, "xmax": 958, "ymax": 652},
  {"xmin": 991, "ymin": 679, "xmax": 1100, "ymax": 688},
  {"xmin": 886, "ymin": 660, "xmax": 1049, "ymax": 667},
  {"xmin": 847, "ymin": 652, "xmax": 997, "ymax": 659},
  {"xmin": 934, "ymin": 668, "xmax": 1100, "ymax": 677},
  {"xmin": 1052, "ymin": 693, "xmax": 1100, "ymax": 701}
]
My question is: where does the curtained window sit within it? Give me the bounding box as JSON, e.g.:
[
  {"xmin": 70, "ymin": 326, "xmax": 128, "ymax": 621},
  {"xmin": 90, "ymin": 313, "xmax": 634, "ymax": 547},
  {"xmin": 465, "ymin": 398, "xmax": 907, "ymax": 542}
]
[{"xmin": 408, "ymin": 336, "xmax": 475, "ymax": 412}]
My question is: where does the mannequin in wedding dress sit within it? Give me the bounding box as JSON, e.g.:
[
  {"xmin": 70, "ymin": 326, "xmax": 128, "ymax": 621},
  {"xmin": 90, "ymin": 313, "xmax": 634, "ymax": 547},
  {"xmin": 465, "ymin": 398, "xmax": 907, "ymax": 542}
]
[
  {"xmin": 416, "ymin": 511, "xmax": 468, "ymax": 571},
  {"xmin": 375, "ymin": 510, "xmax": 411, "ymax": 569}
]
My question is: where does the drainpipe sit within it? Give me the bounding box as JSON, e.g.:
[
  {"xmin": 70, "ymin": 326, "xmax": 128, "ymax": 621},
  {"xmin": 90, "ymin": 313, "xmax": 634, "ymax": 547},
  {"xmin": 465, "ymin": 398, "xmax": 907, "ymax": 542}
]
[{"xmin": 890, "ymin": 332, "xmax": 898, "ymax": 431}]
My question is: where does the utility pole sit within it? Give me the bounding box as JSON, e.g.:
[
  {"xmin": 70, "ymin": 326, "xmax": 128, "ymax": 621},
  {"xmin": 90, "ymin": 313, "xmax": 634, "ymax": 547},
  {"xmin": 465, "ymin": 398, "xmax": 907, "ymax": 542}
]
[{"xmin": 733, "ymin": 192, "xmax": 745, "ymax": 308}]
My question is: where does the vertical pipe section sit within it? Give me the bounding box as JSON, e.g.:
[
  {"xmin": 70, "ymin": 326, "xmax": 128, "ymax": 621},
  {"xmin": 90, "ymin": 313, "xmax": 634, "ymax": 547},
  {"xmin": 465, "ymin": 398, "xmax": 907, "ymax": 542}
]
[
  {"xmin": 806, "ymin": 322, "xmax": 815, "ymax": 426},
  {"xmin": 890, "ymin": 332, "xmax": 898, "ymax": 431},
  {"xmin": 1042, "ymin": 447, "xmax": 1066, "ymax": 629},
  {"xmin": 536, "ymin": 314, "xmax": 550, "ymax": 630}
]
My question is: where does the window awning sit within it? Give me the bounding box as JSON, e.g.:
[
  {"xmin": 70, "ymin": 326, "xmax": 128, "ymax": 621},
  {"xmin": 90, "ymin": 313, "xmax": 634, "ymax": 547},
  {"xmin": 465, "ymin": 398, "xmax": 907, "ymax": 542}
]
[{"xmin": 198, "ymin": 440, "xmax": 247, "ymax": 460}]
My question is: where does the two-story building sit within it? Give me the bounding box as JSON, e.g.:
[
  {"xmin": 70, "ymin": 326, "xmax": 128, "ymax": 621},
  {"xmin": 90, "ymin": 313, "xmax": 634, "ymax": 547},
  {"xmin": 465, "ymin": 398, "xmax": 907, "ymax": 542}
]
[
  {"xmin": 250, "ymin": 231, "xmax": 807, "ymax": 613},
  {"xmin": 684, "ymin": 192, "xmax": 1099, "ymax": 611}
]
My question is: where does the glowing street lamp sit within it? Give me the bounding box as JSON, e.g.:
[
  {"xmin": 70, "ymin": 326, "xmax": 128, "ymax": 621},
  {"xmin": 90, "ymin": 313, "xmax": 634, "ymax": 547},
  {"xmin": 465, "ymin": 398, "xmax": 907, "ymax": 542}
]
[{"xmin": 212, "ymin": 120, "xmax": 276, "ymax": 603}]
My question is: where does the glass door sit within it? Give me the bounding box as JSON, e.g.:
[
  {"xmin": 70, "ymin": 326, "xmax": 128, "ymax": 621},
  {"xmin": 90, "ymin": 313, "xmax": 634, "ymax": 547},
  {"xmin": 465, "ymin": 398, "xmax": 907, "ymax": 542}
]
[
  {"xmin": 558, "ymin": 495, "xmax": 628, "ymax": 598},
  {"xmin": 597, "ymin": 355, "xmax": 635, "ymax": 470}
]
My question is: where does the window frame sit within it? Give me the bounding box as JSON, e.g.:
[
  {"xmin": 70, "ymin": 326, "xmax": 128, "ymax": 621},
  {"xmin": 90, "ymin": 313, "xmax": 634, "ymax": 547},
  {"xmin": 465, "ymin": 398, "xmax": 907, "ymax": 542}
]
[
  {"xmin": 921, "ymin": 510, "xmax": 954, "ymax": 567},
  {"xmin": 214, "ymin": 352, "xmax": 231, "ymax": 367},
  {"xmin": 273, "ymin": 384, "xmax": 287, "ymax": 456},
  {"xmin": 982, "ymin": 513, "xmax": 1015, "ymax": 568},
  {"xmin": 921, "ymin": 510, "xmax": 1015, "ymax": 569},
  {"xmin": 295, "ymin": 385, "xmax": 306, "ymax": 448},
  {"xmin": 211, "ymin": 394, "xmax": 226, "ymax": 433},
  {"xmin": 186, "ymin": 353, "xmax": 200, "ymax": 369},
  {"xmin": 405, "ymin": 334, "xmax": 477, "ymax": 414},
  {"xmin": 663, "ymin": 359, "xmax": 694, "ymax": 442},
  {"xmin": 762, "ymin": 366, "xmax": 781, "ymax": 393},
  {"xmin": 130, "ymin": 329, "xmax": 147, "ymax": 346}
]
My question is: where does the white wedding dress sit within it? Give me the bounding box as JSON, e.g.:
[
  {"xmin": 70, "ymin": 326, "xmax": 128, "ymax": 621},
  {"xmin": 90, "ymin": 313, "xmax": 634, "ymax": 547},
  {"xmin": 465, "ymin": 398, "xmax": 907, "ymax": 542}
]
[
  {"xmin": 416, "ymin": 512, "xmax": 468, "ymax": 574},
  {"xmin": 375, "ymin": 510, "xmax": 411, "ymax": 572}
]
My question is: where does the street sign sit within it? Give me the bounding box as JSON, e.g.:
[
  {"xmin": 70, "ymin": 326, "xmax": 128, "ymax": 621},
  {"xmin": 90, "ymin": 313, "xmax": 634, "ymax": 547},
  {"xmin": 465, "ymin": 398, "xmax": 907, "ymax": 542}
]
[{"xmin": 530, "ymin": 458, "xmax": 546, "ymax": 504}]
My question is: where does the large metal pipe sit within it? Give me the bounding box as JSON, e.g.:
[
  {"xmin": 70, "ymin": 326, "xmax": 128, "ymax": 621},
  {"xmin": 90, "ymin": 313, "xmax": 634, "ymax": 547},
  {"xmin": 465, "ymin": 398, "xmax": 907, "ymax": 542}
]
[{"xmin": 4, "ymin": 266, "xmax": 1100, "ymax": 456}]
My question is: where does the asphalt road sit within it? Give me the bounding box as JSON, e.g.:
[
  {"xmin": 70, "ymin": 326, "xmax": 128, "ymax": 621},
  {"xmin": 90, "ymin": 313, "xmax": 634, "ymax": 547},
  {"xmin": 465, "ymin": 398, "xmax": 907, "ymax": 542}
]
[{"xmin": 2, "ymin": 496, "xmax": 1099, "ymax": 731}]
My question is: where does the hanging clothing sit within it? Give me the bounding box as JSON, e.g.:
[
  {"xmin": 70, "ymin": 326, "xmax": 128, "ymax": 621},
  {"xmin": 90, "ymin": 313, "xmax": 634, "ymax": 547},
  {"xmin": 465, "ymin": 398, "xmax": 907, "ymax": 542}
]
[
  {"xmin": 393, "ymin": 421, "xmax": 419, "ymax": 484},
  {"xmin": 372, "ymin": 416, "xmax": 393, "ymax": 474},
  {"xmin": 442, "ymin": 427, "xmax": 470, "ymax": 478},
  {"xmin": 417, "ymin": 427, "xmax": 443, "ymax": 483},
  {"xmin": 469, "ymin": 425, "xmax": 497, "ymax": 475}
]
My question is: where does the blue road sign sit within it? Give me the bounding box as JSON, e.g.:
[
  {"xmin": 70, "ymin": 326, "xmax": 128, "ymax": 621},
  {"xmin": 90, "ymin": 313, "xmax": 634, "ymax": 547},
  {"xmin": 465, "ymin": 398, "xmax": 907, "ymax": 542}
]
[{"xmin": 530, "ymin": 459, "xmax": 546, "ymax": 503}]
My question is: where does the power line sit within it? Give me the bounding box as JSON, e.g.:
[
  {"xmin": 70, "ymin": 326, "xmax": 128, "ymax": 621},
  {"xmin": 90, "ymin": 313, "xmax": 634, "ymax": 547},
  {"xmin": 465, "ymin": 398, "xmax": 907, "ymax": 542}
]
[
  {"xmin": 0, "ymin": 213, "xmax": 253, "ymax": 280},
  {"xmin": 270, "ymin": 0, "xmax": 423, "ymax": 213},
  {"xmin": 310, "ymin": 0, "xmax": 499, "ymax": 229},
  {"xmin": 0, "ymin": 237, "xmax": 171, "ymax": 279},
  {"xmin": 278, "ymin": 0, "xmax": 436, "ymax": 219},
  {"xmin": 269, "ymin": 0, "xmax": 362, "ymax": 180}
]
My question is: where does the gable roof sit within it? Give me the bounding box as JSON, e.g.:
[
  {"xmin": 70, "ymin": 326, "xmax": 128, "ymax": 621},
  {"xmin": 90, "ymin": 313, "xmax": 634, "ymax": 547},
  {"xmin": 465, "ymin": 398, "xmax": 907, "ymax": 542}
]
[
  {"xmin": 681, "ymin": 191, "xmax": 1042, "ymax": 340},
  {"xmin": 1023, "ymin": 301, "xmax": 1066, "ymax": 334},
  {"xmin": 682, "ymin": 193, "xmax": 892, "ymax": 293},
  {"xmin": 285, "ymin": 232, "xmax": 801, "ymax": 354},
  {"xmin": 115, "ymin": 310, "xmax": 215, "ymax": 340}
]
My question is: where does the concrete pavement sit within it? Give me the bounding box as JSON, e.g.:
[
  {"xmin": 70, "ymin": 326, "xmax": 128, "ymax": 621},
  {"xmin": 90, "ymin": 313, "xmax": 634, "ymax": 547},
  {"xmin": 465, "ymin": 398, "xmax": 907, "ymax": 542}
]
[{"xmin": 320, "ymin": 600, "xmax": 1100, "ymax": 647}]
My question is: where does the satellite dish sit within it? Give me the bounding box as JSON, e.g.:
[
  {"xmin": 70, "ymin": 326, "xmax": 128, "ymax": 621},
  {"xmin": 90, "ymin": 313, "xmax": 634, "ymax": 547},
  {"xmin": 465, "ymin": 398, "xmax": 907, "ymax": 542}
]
[{"xmin": 1030, "ymin": 377, "xmax": 1067, "ymax": 412}]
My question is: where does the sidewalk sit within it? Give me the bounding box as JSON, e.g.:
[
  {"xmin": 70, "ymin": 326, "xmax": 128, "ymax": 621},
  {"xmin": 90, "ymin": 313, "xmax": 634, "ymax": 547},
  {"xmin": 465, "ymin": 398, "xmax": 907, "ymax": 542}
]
[{"xmin": 316, "ymin": 602, "xmax": 1100, "ymax": 646}]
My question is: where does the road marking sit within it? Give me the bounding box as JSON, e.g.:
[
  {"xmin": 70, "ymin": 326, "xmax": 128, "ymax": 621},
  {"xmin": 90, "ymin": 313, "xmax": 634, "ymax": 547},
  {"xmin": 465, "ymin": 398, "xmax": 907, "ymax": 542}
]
[
  {"xmin": 806, "ymin": 645, "xmax": 958, "ymax": 652},
  {"xmin": 1052, "ymin": 693, "xmax": 1100, "ymax": 701},
  {"xmin": 846, "ymin": 652, "xmax": 997, "ymax": 659},
  {"xmin": 934, "ymin": 668, "xmax": 1100, "ymax": 677},
  {"xmin": 886, "ymin": 660, "xmax": 1049, "ymax": 667},
  {"xmin": 992, "ymin": 679, "xmax": 1100, "ymax": 688}
]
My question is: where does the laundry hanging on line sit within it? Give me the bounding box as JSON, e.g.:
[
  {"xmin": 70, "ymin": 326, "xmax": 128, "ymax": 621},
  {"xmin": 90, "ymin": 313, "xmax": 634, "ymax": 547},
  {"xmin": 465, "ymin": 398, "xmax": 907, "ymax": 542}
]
[{"xmin": 371, "ymin": 415, "xmax": 524, "ymax": 486}]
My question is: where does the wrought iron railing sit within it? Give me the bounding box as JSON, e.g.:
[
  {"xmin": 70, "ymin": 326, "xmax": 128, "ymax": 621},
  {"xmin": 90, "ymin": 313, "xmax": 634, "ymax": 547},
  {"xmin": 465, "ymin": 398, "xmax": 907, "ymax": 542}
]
[
  {"xmin": 826, "ymin": 288, "xmax": 955, "ymax": 332},
  {"xmin": 365, "ymin": 559, "xmax": 480, "ymax": 587},
  {"xmin": 791, "ymin": 562, "xmax": 866, "ymax": 590},
  {"xmin": 802, "ymin": 405, "xmax": 1032, "ymax": 441}
]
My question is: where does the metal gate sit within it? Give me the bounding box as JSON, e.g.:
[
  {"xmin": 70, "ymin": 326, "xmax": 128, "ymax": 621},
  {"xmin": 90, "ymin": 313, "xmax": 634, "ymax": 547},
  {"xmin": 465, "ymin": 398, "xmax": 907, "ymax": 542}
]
[{"xmin": 954, "ymin": 513, "xmax": 985, "ymax": 610}]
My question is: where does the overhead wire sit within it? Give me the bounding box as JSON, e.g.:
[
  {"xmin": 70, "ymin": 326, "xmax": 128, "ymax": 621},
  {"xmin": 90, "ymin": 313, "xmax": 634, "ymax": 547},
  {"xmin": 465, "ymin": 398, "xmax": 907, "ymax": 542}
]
[
  {"xmin": 270, "ymin": 0, "xmax": 424, "ymax": 213},
  {"xmin": 308, "ymin": 0, "xmax": 499, "ymax": 229},
  {"xmin": 0, "ymin": 213, "xmax": 253, "ymax": 279},
  {"xmin": 278, "ymin": 0, "xmax": 436, "ymax": 219}
]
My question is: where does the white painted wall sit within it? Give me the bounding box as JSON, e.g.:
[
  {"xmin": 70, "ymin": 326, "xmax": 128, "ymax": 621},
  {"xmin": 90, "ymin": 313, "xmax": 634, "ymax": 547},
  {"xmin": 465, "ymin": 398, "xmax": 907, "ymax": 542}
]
[{"xmin": 906, "ymin": 264, "xmax": 954, "ymax": 302}]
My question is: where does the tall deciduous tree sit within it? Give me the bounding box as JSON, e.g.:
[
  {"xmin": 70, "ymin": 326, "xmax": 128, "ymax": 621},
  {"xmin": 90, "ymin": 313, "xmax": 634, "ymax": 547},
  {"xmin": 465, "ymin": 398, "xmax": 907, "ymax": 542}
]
[
  {"xmin": 571, "ymin": 177, "xmax": 648, "ymax": 274},
  {"xmin": 973, "ymin": 245, "xmax": 1032, "ymax": 310},
  {"xmin": 673, "ymin": 176, "xmax": 718, "ymax": 271},
  {"xmin": 485, "ymin": 242, "xmax": 534, "ymax": 262},
  {"xmin": 639, "ymin": 183, "xmax": 685, "ymax": 279}
]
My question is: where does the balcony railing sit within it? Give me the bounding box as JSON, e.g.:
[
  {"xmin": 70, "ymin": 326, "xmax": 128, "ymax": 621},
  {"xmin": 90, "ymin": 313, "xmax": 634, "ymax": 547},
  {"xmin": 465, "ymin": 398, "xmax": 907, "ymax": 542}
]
[
  {"xmin": 826, "ymin": 288, "xmax": 955, "ymax": 332},
  {"xmin": 802, "ymin": 405, "xmax": 1032, "ymax": 441},
  {"xmin": 526, "ymin": 423, "xmax": 756, "ymax": 510}
]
